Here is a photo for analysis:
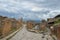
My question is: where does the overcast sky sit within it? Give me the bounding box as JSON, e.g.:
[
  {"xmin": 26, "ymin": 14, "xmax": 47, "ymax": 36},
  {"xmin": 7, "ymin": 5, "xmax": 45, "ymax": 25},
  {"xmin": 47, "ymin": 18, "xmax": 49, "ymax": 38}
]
[{"xmin": 0, "ymin": 0, "xmax": 60, "ymax": 20}]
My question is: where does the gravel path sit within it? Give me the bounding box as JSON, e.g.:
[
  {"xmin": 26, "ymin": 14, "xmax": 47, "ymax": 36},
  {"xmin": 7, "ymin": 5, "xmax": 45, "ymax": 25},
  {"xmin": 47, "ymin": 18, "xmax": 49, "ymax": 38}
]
[{"xmin": 9, "ymin": 25, "xmax": 54, "ymax": 40}]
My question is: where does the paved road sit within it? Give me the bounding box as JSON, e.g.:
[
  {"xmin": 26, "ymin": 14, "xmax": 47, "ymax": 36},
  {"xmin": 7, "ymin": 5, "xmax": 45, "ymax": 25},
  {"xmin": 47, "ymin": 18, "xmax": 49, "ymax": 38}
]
[{"xmin": 10, "ymin": 25, "xmax": 54, "ymax": 40}]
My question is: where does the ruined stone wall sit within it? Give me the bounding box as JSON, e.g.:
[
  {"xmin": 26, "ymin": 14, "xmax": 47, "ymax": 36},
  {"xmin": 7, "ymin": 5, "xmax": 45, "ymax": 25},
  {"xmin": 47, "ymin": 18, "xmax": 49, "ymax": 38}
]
[
  {"xmin": 27, "ymin": 22, "xmax": 34, "ymax": 29},
  {"xmin": 2, "ymin": 19, "xmax": 12, "ymax": 37},
  {"xmin": 57, "ymin": 26, "xmax": 60, "ymax": 40},
  {"xmin": 0, "ymin": 16, "xmax": 23, "ymax": 37}
]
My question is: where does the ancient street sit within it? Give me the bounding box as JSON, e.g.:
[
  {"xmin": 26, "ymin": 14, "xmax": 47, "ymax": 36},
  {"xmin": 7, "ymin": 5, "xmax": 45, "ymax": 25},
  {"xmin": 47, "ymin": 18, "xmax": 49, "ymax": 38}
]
[{"xmin": 9, "ymin": 25, "xmax": 54, "ymax": 40}]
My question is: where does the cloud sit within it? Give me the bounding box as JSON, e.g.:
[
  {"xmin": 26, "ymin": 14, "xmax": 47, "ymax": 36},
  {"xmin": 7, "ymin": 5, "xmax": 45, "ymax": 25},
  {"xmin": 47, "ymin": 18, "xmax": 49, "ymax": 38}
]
[{"xmin": 0, "ymin": 0, "xmax": 60, "ymax": 20}]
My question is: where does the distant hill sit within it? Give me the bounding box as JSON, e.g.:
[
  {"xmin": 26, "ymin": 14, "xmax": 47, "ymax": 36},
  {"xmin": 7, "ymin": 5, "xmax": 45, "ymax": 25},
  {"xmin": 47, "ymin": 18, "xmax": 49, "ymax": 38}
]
[
  {"xmin": 23, "ymin": 18, "xmax": 41, "ymax": 23},
  {"xmin": 23, "ymin": 19, "xmax": 41, "ymax": 23}
]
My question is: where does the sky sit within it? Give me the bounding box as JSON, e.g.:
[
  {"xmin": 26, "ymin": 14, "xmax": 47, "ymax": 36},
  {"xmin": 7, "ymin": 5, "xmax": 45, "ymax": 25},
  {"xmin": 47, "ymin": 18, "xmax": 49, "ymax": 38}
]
[{"xmin": 0, "ymin": 0, "xmax": 60, "ymax": 20}]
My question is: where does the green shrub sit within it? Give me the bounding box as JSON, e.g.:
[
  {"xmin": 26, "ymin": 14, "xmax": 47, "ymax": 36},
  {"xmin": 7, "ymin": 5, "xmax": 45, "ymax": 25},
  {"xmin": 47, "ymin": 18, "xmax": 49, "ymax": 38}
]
[{"xmin": 54, "ymin": 19, "xmax": 60, "ymax": 25}]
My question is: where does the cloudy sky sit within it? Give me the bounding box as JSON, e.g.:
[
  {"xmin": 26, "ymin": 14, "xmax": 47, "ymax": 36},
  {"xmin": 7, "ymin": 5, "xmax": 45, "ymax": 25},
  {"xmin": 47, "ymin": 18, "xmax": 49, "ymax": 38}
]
[{"xmin": 0, "ymin": 0, "xmax": 60, "ymax": 20}]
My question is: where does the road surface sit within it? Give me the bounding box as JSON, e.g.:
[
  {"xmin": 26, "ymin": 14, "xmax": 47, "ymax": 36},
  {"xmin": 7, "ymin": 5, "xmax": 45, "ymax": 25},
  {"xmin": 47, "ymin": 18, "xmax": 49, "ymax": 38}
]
[{"xmin": 9, "ymin": 25, "xmax": 54, "ymax": 40}]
